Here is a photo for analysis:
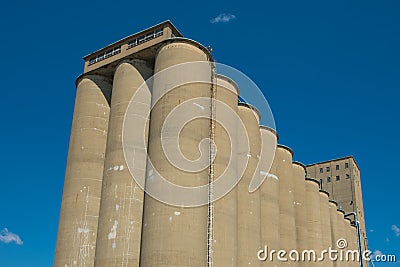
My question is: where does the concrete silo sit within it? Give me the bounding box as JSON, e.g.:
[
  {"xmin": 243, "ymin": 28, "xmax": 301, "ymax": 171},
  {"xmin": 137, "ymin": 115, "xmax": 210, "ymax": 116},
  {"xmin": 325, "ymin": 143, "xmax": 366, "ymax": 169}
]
[
  {"xmin": 319, "ymin": 190, "xmax": 333, "ymax": 267},
  {"xmin": 211, "ymin": 75, "xmax": 240, "ymax": 266},
  {"xmin": 292, "ymin": 162, "xmax": 308, "ymax": 267},
  {"xmin": 349, "ymin": 224, "xmax": 360, "ymax": 267},
  {"xmin": 54, "ymin": 75, "xmax": 112, "ymax": 267},
  {"xmin": 336, "ymin": 209, "xmax": 348, "ymax": 267},
  {"xmin": 305, "ymin": 178, "xmax": 323, "ymax": 266},
  {"xmin": 94, "ymin": 60, "xmax": 152, "ymax": 266},
  {"xmin": 54, "ymin": 21, "xmax": 371, "ymax": 267},
  {"xmin": 277, "ymin": 145, "xmax": 297, "ymax": 266},
  {"xmin": 328, "ymin": 200, "xmax": 339, "ymax": 267},
  {"xmin": 237, "ymin": 103, "xmax": 262, "ymax": 266},
  {"xmin": 139, "ymin": 40, "xmax": 212, "ymax": 266},
  {"xmin": 344, "ymin": 218, "xmax": 359, "ymax": 267},
  {"xmin": 259, "ymin": 126, "xmax": 279, "ymax": 266}
]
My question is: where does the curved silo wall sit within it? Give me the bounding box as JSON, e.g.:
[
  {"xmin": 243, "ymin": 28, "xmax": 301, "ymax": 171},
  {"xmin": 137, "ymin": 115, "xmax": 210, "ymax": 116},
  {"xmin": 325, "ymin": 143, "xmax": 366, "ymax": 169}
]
[
  {"xmin": 94, "ymin": 60, "xmax": 152, "ymax": 266},
  {"xmin": 329, "ymin": 200, "xmax": 339, "ymax": 267},
  {"xmin": 319, "ymin": 190, "xmax": 333, "ymax": 267},
  {"xmin": 305, "ymin": 178, "xmax": 323, "ymax": 267},
  {"xmin": 237, "ymin": 103, "xmax": 262, "ymax": 266},
  {"xmin": 211, "ymin": 75, "xmax": 240, "ymax": 266},
  {"xmin": 277, "ymin": 145, "xmax": 296, "ymax": 266},
  {"xmin": 54, "ymin": 75, "xmax": 111, "ymax": 267},
  {"xmin": 293, "ymin": 162, "xmax": 308, "ymax": 267},
  {"xmin": 336, "ymin": 209, "xmax": 348, "ymax": 267},
  {"xmin": 345, "ymin": 218, "xmax": 359, "ymax": 267},
  {"xmin": 259, "ymin": 126, "xmax": 279, "ymax": 266},
  {"xmin": 140, "ymin": 40, "xmax": 212, "ymax": 266}
]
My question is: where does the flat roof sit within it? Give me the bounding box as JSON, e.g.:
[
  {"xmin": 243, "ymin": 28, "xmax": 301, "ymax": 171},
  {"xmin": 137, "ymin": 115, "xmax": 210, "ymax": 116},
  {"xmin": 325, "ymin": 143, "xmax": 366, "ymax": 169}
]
[
  {"xmin": 83, "ymin": 20, "xmax": 183, "ymax": 60},
  {"xmin": 306, "ymin": 156, "xmax": 360, "ymax": 171}
]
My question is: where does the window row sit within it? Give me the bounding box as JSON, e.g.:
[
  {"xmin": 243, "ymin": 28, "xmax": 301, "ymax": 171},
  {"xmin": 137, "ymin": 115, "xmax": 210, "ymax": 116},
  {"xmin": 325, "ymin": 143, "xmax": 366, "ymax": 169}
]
[
  {"xmin": 88, "ymin": 28, "xmax": 165, "ymax": 66},
  {"xmin": 321, "ymin": 174, "xmax": 350, "ymax": 183},
  {"xmin": 88, "ymin": 46, "xmax": 121, "ymax": 66},
  {"xmin": 319, "ymin": 162, "xmax": 349, "ymax": 173},
  {"xmin": 127, "ymin": 28, "xmax": 164, "ymax": 49}
]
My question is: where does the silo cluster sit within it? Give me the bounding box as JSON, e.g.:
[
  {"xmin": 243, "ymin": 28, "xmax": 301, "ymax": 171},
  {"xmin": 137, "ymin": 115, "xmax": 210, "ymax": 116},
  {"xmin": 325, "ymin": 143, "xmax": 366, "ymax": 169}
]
[{"xmin": 55, "ymin": 35, "xmax": 362, "ymax": 267}]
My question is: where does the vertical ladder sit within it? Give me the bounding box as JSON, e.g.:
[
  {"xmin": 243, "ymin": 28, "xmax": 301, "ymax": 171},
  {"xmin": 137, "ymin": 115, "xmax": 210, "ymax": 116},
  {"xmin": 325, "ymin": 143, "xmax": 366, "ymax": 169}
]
[{"xmin": 207, "ymin": 61, "xmax": 217, "ymax": 267}]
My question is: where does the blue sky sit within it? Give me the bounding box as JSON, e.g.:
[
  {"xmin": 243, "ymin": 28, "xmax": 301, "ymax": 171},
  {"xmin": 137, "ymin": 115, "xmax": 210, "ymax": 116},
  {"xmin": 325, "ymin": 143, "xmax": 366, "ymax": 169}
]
[{"xmin": 0, "ymin": 0, "xmax": 399, "ymax": 266}]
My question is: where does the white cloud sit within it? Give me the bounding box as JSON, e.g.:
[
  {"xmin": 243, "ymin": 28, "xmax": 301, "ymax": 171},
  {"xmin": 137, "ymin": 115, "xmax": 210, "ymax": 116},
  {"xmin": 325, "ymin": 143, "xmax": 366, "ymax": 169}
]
[
  {"xmin": 373, "ymin": 250, "xmax": 383, "ymax": 256},
  {"xmin": 392, "ymin": 225, "xmax": 400, "ymax": 237},
  {"xmin": 372, "ymin": 250, "xmax": 383, "ymax": 259},
  {"xmin": 385, "ymin": 237, "xmax": 390, "ymax": 242},
  {"xmin": 210, "ymin": 13, "xmax": 236, "ymax": 24},
  {"xmin": 0, "ymin": 228, "xmax": 23, "ymax": 245}
]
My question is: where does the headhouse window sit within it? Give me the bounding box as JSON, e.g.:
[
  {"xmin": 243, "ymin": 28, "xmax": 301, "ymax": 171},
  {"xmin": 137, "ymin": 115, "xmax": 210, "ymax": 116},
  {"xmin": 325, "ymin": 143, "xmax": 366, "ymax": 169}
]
[
  {"xmin": 127, "ymin": 27, "xmax": 164, "ymax": 49},
  {"xmin": 88, "ymin": 46, "xmax": 121, "ymax": 66}
]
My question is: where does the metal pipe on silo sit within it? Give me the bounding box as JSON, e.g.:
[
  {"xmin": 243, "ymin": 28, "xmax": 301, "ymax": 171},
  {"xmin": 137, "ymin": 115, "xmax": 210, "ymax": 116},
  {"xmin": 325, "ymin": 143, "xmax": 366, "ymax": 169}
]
[
  {"xmin": 140, "ymin": 40, "xmax": 213, "ymax": 267},
  {"xmin": 94, "ymin": 60, "xmax": 152, "ymax": 266},
  {"xmin": 211, "ymin": 75, "xmax": 239, "ymax": 266},
  {"xmin": 328, "ymin": 200, "xmax": 339, "ymax": 267},
  {"xmin": 336, "ymin": 209, "xmax": 348, "ymax": 267},
  {"xmin": 237, "ymin": 103, "xmax": 262, "ymax": 267},
  {"xmin": 293, "ymin": 162, "xmax": 308, "ymax": 267},
  {"xmin": 319, "ymin": 190, "xmax": 333, "ymax": 267},
  {"xmin": 54, "ymin": 75, "xmax": 111, "ymax": 267},
  {"xmin": 305, "ymin": 178, "xmax": 323, "ymax": 267},
  {"xmin": 259, "ymin": 126, "xmax": 279, "ymax": 267},
  {"xmin": 345, "ymin": 212, "xmax": 366, "ymax": 267},
  {"xmin": 276, "ymin": 145, "xmax": 297, "ymax": 266}
]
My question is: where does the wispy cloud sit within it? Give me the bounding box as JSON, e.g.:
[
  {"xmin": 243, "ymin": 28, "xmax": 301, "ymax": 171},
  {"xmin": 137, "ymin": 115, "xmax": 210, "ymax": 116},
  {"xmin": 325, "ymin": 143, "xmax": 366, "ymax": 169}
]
[
  {"xmin": 385, "ymin": 237, "xmax": 390, "ymax": 242},
  {"xmin": 210, "ymin": 13, "xmax": 236, "ymax": 24},
  {"xmin": 392, "ymin": 225, "xmax": 400, "ymax": 236},
  {"xmin": 372, "ymin": 250, "xmax": 383, "ymax": 260},
  {"xmin": 0, "ymin": 228, "xmax": 23, "ymax": 245}
]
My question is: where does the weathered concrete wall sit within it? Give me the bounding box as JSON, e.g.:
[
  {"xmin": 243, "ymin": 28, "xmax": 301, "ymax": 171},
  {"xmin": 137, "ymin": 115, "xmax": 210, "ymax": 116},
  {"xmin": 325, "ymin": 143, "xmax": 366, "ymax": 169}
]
[
  {"xmin": 293, "ymin": 162, "xmax": 308, "ymax": 267},
  {"xmin": 259, "ymin": 127, "xmax": 279, "ymax": 267},
  {"xmin": 320, "ymin": 190, "xmax": 333, "ymax": 267},
  {"xmin": 55, "ymin": 75, "xmax": 111, "ymax": 267},
  {"xmin": 237, "ymin": 103, "xmax": 261, "ymax": 267},
  {"xmin": 139, "ymin": 41, "xmax": 212, "ymax": 267},
  {"xmin": 212, "ymin": 75, "xmax": 239, "ymax": 266},
  {"xmin": 277, "ymin": 145, "xmax": 297, "ymax": 266},
  {"xmin": 305, "ymin": 178, "xmax": 323, "ymax": 267},
  {"xmin": 94, "ymin": 60, "xmax": 152, "ymax": 266}
]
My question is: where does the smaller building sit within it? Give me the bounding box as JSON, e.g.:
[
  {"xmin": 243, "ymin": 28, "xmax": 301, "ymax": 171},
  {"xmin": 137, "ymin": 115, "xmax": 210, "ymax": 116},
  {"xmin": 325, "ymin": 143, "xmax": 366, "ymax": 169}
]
[{"xmin": 306, "ymin": 156, "xmax": 368, "ymax": 255}]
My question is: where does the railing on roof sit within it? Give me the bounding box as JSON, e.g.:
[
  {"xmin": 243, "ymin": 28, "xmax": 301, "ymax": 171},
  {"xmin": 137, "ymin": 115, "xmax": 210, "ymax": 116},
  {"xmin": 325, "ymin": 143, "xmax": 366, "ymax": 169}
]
[
  {"xmin": 87, "ymin": 27, "xmax": 165, "ymax": 66},
  {"xmin": 88, "ymin": 46, "xmax": 121, "ymax": 66},
  {"xmin": 127, "ymin": 28, "xmax": 164, "ymax": 49}
]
